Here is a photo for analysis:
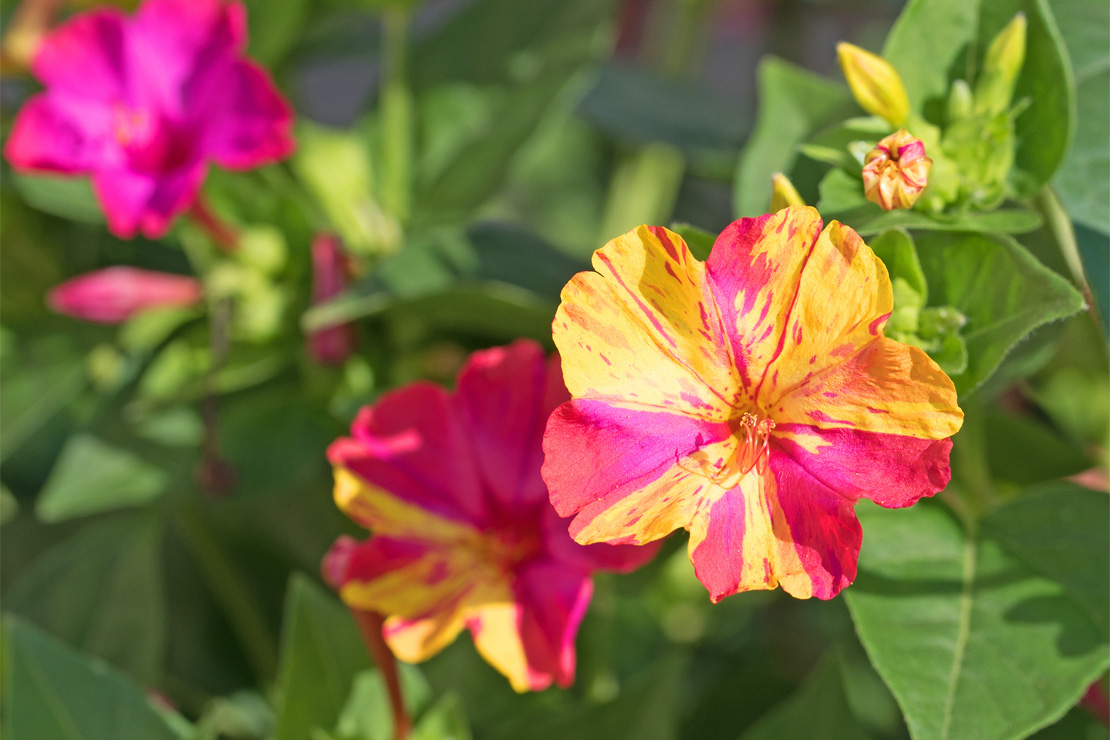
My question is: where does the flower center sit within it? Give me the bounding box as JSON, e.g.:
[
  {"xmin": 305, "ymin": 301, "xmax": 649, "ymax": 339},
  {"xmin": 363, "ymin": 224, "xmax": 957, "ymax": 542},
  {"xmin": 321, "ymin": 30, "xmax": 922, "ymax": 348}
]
[
  {"xmin": 481, "ymin": 524, "xmax": 543, "ymax": 573},
  {"xmin": 113, "ymin": 105, "xmax": 152, "ymax": 147},
  {"xmin": 733, "ymin": 412, "xmax": 776, "ymax": 476}
]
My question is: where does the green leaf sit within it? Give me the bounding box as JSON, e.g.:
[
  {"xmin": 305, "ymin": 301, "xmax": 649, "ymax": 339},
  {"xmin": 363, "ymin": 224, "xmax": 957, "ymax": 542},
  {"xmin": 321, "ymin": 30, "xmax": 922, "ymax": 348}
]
[
  {"xmin": 2, "ymin": 617, "xmax": 184, "ymax": 740},
  {"xmin": 914, "ymin": 230, "xmax": 1085, "ymax": 394},
  {"xmin": 1, "ymin": 483, "xmax": 19, "ymax": 524},
  {"xmin": 272, "ymin": 574, "xmax": 371, "ymax": 740},
  {"xmin": 11, "ymin": 173, "xmax": 104, "ymax": 224},
  {"xmin": 242, "ymin": 0, "xmax": 309, "ymax": 67},
  {"xmin": 983, "ymin": 411, "xmax": 1093, "ymax": 486},
  {"xmin": 870, "ymin": 229, "xmax": 928, "ymax": 306},
  {"xmin": 739, "ymin": 653, "xmax": 873, "ymax": 740},
  {"xmin": 1050, "ymin": 0, "xmax": 1109, "ymax": 233},
  {"xmin": 6, "ymin": 514, "xmax": 166, "ymax": 683},
  {"xmin": 734, "ymin": 57, "xmax": 855, "ymax": 217},
  {"xmin": 669, "ymin": 223, "xmax": 716, "ymax": 262},
  {"xmin": 35, "ymin": 434, "xmax": 170, "ymax": 522},
  {"xmin": 883, "ymin": 0, "xmax": 979, "ymax": 114},
  {"xmin": 846, "ymin": 487, "xmax": 1110, "ymax": 740},
  {"xmin": 334, "ymin": 667, "xmax": 433, "ymax": 740},
  {"xmin": 410, "ymin": 693, "xmax": 473, "ymax": 740}
]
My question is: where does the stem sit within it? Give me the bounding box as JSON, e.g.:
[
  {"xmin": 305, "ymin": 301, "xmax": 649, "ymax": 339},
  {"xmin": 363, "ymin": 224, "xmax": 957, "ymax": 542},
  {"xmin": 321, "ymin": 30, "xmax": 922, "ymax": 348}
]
[
  {"xmin": 188, "ymin": 195, "xmax": 240, "ymax": 252},
  {"xmin": 196, "ymin": 296, "xmax": 236, "ymax": 497},
  {"xmin": 350, "ymin": 609, "xmax": 411, "ymax": 740},
  {"xmin": 175, "ymin": 504, "xmax": 278, "ymax": 681},
  {"xmin": 380, "ymin": 7, "xmax": 413, "ymax": 226}
]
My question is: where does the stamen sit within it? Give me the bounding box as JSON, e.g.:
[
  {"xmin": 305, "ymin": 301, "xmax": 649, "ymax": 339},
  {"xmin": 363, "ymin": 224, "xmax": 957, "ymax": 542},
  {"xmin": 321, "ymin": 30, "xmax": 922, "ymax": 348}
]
[{"xmin": 735, "ymin": 413, "xmax": 775, "ymax": 476}]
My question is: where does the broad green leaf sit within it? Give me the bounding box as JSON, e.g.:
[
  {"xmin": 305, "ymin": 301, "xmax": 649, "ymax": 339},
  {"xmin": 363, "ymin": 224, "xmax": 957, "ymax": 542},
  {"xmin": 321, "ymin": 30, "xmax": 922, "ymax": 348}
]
[
  {"xmin": 846, "ymin": 487, "xmax": 1110, "ymax": 740},
  {"xmin": 2, "ymin": 617, "xmax": 183, "ymax": 740},
  {"xmin": 242, "ymin": 0, "xmax": 309, "ymax": 67},
  {"xmin": 1, "ymin": 483, "xmax": 19, "ymax": 524},
  {"xmin": 883, "ymin": 0, "xmax": 979, "ymax": 113},
  {"xmin": 914, "ymin": 230, "xmax": 1085, "ymax": 394},
  {"xmin": 734, "ymin": 57, "xmax": 855, "ymax": 217},
  {"xmin": 272, "ymin": 573, "xmax": 371, "ymax": 740},
  {"xmin": 334, "ymin": 667, "xmax": 433, "ymax": 740},
  {"xmin": 1053, "ymin": 64, "xmax": 1109, "ymax": 234},
  {"xmin": 870, "ymin": 229, "xmax": 927, "ymax": 307},
  {"xmin": 194, "ymin": 691, "xmax": 276, "ymax": 740},
  {"xmin": 983, "ymin": 411, "xmax": 1093, "ymax": 486},
  {"xmin": 6, "ymin": 513, "xmax": 166, "ymax": 683},
  {"xmin": 669, "ymin": 223, "xmax": 715, "ymax": 262},
  {"xmin": 739, "ymin": 653, "xmax": 872, "ymax": 740},
  {"xmin": 35, "ymin": 434, "xmax": 169, "ymax": 522},
  {"xmin": 410, "ymin": 694, "xmax": 472, "ymax": 740},
  {"xmin": 11, "ymin": 173, "xmax": 104, "ymax": 224}
]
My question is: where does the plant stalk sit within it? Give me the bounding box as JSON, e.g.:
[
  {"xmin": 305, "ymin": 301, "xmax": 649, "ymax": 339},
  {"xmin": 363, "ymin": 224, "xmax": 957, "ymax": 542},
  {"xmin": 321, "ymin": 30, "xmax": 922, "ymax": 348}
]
[
  {"xmin": 380, "ymin": 7, "xmax": 413, "ymax": 226},
  {"xmin": 350, "ymin": 609, "xmax": 411, "ymax": 740}
]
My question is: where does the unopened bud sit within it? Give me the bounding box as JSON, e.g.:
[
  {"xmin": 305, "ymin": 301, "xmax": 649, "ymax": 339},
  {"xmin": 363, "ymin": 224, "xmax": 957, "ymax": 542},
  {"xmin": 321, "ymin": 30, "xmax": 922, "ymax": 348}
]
[
  {"xmin": 862, "ymin": 130, "xmax": 933, "ymax": 210},
  {"xmin": 770, "ymin": 173, "xmax": 805, "ymax": 212},
  {"xmin": 975, "ymin": 13, "xmax": 1026, "ymax": 115},
  {"xmin": 48, "ymin": 267, "xmax": 202, "ymax": 324},
  {"xmin": 307, "ymin": 233, "xmax": 357, "ymax": 366},
  {"xmin": 947, "ymin": 80, "xmax": 973, "ymax": 122},
  {"xmin": 836, "ymin": 42, "xmax": 910, "ymax": 127}
]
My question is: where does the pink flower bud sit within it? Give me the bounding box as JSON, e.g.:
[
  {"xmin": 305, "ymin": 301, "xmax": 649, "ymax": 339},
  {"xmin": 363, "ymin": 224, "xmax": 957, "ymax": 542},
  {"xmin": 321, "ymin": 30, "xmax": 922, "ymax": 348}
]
[
  {"xmin": 307, "ymin": 233, "xmax": 356, "ymax": 366},
  {"xmin": 862, "ymin": 129, "xmax": 933, "ymax": 210},
  {"xmin": 48, "ymin": 267, "xmax": 202, "ymax": 323}
]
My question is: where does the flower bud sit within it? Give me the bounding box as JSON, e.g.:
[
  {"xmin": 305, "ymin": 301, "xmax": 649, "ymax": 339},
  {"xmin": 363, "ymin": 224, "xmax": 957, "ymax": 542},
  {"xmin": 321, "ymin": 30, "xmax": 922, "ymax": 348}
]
[
  {"xmin": 48, "ymin": 267, "xmax": 202, "ymax": 323},
  {"xmin": 975, "ymin": 13, "xmax": 1026, "ymax": 116},
  {"xmin": 307, "ymin": 233, "xmax": 357, "ymax": 366},
  {"xmin": 862, "ymin": 130, "xmax": 933, "ymax": 211},
  {"xmin": 836, "ymin": 42, "xmax": 911, "ymax": 127},
  {"xmin": 770, "ymin": 173, "xmax": 805, "ymax": 212}
]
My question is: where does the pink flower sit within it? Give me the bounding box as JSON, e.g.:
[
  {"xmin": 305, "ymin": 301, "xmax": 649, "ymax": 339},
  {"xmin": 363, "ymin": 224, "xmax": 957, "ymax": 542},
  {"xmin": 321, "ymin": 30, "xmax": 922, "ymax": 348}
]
[
  {"xmin": 324, "ymin": 340, "xmax": 659, "ymax": 692},
  {"xmin": 307, "ymin": 233, "xmax": 356, "ymax": 366},
  {"xmin": 48, "ymin": 266, "xmax": 202, "ymax": 323},
  {"xmin": 4, "ymin": 0, "xmax": 294, "ymax": 239}
]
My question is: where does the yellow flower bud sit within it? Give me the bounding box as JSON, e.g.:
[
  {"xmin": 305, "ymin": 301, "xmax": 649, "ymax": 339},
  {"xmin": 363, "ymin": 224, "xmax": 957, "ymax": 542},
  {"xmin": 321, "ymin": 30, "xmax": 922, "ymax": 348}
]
[
  {"xmin": 770, "ymin": 173, "xmax": 805, "ymax": 212},
  {"xmin": 862, "ymin": 130, "xmax": 933, "ymax": 210},
  {"xmin": 975, "ymin": 13, "xmax": 1027, "ymax": 115},
  {"xmin": 836, "ymin": 42, "xmax": 911, "ymax": 127}
]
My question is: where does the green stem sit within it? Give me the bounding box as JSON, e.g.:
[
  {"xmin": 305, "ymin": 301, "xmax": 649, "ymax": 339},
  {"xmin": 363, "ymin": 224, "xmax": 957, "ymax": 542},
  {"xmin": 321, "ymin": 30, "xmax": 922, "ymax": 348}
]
[
  {"xmin": 380, "ymin": 7, "xmax": 413, "ymax": 226},
  {"xmin": 175, "ymin": 504, "xmax": 278, "ymax": 681},
  {"xmin": 1036, "ymin": 186, "xmax": 1100, "ymax": 331}
]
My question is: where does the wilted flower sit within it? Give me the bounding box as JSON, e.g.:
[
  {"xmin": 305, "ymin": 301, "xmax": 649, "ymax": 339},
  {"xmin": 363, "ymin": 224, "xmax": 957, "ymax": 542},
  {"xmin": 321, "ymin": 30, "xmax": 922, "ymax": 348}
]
[
  {"xmin": 324, "ymin": 340, "xmax": 658, "ymax": 691},
  {"xmin": 770, "ymin": 173, "xmax": 805, "ymax": 212},
  {"xmin": 4, "ymin": 0, "xmax": 294, "ymax": 239},
  {"xmin": 307, "ymin": 233, "xmax": 355, "ymax": 366},
  {"xmin": 836, "ymin": 42, "xmax": 910, "ymax": 127},
  {"xmin": 48, "ymin": 266, "xmax": 201, "ymax": 323},
  {"xmin": 862, "ymin": 129, "xmax": 933, "ymax": 210},
  {"xmin": 543, "ymin": 207, "xmax": 962, "ymax": 602}
]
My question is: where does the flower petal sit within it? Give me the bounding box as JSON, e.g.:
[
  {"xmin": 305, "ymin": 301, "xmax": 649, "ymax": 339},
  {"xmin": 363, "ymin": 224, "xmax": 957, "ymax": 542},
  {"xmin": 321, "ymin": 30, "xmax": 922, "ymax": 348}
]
[
  {"xmin": 466, "ymin": 598, "xmax": 545, "ymax": 692},
  {"xmin": 705, "ymin": 206, "xmax": 824, "ymax": 399},
  {"xmin": 4, "ymin": 95, "xmax": 114, "ymax": 174},
  {"xmin": 455, "ymin": 340, "xmax": 565, "ymax": 517},
  {"xmin": 541, "ymin": 504, "xmax": 661, "ymax": 573},
  {"xmin": 32, "ymin": 9, "xmax": 129, "ymax": 100},
  {"xmin": 543, "ymin": 399, "xmax": 733, "ymax": 546},
  {"xmin": 773, "ymin": 423, "xmax": 952, "ymax": 508},
  {"xmin": 513, "ymin": 562, "xmax": 593, "ymax": 689},
  {"xmin": 328, "ymin": 382, "xmax": 489, "ymax": 528},
  {"xmin": 774, "ymin": 337, "xmax": 962, "ymax": 438},
  {"xmin": 555, "ymin": 225, "xmax": 738, "ymax": 421},
  {"xmin": 91, "ymin": 164, "xmax": 206, "ymax": 239},
  {"xmin": 204, "ymin": 60, "xmax": 294, "ymax": 170}
]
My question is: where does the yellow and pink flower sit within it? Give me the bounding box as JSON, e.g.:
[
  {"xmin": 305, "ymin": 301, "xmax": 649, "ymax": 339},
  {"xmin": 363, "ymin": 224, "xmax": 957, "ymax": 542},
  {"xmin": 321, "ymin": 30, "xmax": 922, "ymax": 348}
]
[
  {"xmin": 324, "ymin": 340, "xmax": 657, "ymax": 692},
  {"xmin": 542, "ymin": 206, "xmax": 962, "ymax": 602},
  {"xmin": 862, "ymin": 130, "xmax": 933, "ymax": 211}
]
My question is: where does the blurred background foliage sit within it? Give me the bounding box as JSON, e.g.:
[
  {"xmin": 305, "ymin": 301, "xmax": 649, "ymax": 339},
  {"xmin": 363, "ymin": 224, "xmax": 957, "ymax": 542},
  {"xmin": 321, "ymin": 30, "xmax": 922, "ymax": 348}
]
[{"xmin": 0, "ymin": 0, "xmax": 1107, "ymax": 738}]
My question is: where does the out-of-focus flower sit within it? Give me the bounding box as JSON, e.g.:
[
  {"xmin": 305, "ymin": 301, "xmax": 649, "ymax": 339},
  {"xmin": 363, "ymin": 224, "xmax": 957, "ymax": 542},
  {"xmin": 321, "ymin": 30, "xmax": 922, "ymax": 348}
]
[
  {"xmin": 975, "ymin": 13, "xmax": 1027, "ymax": 116},
  {"xmin": 48, "ymin": 266, "xmax": 201, "ymax": 323},
  {"xmin": 1080, "ymin": 681, "xmax": 1110, "ymax": 726},
  {"xmin": 307, "ymin": 233, "xmax": 355, "ymax": 366},
  {"xmin": 836, "ymin": 42, "xmax": 910, "ymax": 127},
  {"xmin": 862, "ymin": 129, "xmax": 933, "ymax": 210},
  {"xmin": 770, "ymin": 173, "xmax": 804, "ymax": 212},
  {"xmin": 4, "ymin": 0, "xmax": 294, "ymax": 239},
  {"xmin": 324, "ymin": 340, "xmax": 658, "ymax": 692},
  {"xmin": 543, "ymin": 207, "xmax": 962, "ymax": 603}
]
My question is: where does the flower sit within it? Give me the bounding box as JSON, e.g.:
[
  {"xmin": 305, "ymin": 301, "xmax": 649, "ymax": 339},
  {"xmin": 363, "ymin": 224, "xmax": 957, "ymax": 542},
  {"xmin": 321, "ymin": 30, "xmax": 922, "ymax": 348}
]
[
  {"xmin": 324, "ymin": 340, "xmax": 658, "ymax": 691},
  {"xmin": 836, "ymin": 42, "xmax": 910, "ymax": 127},
  {"xmin": 542, "ymin": 206, "xmax": 962, "ymax": 602},
  {"xmin": 4, "ymin": 0, "xmax": 294, "ymax": 239},
  {"xmin": 862, "ymin": 130, "xmax": 933, "ymax": 211},
  {"xmin": 307, "ymin": 233, "xmax": 355, "ymax": 366},
  {"xmin": 770, "ymin": 173, "xmax": 805, "ymax": 212},
  {"xmin": 48, "ymin": 266, "xmax": 201, "ymax": 323}
]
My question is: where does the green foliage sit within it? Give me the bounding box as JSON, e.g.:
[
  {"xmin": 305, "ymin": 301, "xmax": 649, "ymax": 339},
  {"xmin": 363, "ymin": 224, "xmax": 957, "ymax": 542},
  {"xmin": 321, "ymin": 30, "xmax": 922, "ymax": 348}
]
[{"xmin": 846, "ymin": 487, "xmax": 1109, "ymax": 740}]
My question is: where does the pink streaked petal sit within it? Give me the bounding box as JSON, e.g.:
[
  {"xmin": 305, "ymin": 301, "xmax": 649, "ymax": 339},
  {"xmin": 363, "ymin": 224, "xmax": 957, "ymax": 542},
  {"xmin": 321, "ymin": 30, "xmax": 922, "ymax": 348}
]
[
  {"xmin": 456, "ymin": 340, "xmax": 564, "ymax": 516},
  {"xmin": 543, "ymin": 398, "xmax": 731, "ymax": 546},
  {"xmin": 3, "ymin": 95, "xmax": 113, "ymax": 174},
  {"xmin": 32, "ymin": 8, "xmax": 129, "ymax": 100},
  {"xmin": 773, "ymin": 423, "xmax": 951, "ymax": 508},
  {"xmin": 48, "ymin": 267, "xmax": 202, "ymax": 323},
  {"xmin": 541, "ymin": 505, "xmax": 661, "ymax": 574},
  {"xmin": 769, "ymin": 450, "xmax": 862, "ymax": 600},
  {"xmin": 328, "ymin": 383, "xmax": 488, "ymax": 528},
  {"xmin": 321, "ymin": 535, "xmax": 358, "ymax": 589},
  {"xmin": 513, "ymin": 562, "xmax": 593, "ymax": 689},
  {"xmin": 204, "ymin": 60, "xmax": 295, "ymax": 169},
  {"xmin": 91, "ymin": 164, "xmax": 206, "ymax": 239}
]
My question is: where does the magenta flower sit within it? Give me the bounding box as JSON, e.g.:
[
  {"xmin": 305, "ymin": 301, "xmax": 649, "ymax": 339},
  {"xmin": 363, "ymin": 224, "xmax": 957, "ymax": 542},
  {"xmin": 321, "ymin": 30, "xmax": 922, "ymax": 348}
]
[
  {"xmin": 48, "ymin": 266, "xmax": 202, "ymax": 323},
  {"xmin": 307, "ymin": 233, "xmax": 356, "ymax": 366},
  {"xmin": 323, "ymin": 340, "xmax": 659, "ymax": 691},
  {"xmin": 4, "ymin": 0, "xmax": 294, "ymax": 239}
]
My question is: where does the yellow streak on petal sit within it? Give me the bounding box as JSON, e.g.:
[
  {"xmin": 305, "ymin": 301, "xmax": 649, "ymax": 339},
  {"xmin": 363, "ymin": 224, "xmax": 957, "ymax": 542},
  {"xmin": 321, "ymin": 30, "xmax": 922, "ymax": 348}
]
[
  {"xmin": 382, "ymin": 609, "xmax": 468, "ymax": 665},
  {"xmin": 468, "ymin": 593, "xmax": 538, "ymax": 693},
  {"xmin": 555, "ymin": 225, "xmax": 737, "ymax": 420},
  {"xmin": 333, "ymin": 466, "xmax": 477, "ymax": 544}
]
